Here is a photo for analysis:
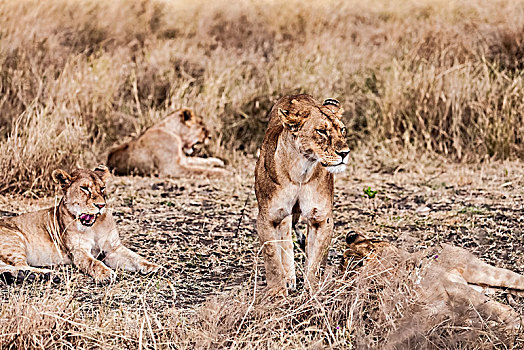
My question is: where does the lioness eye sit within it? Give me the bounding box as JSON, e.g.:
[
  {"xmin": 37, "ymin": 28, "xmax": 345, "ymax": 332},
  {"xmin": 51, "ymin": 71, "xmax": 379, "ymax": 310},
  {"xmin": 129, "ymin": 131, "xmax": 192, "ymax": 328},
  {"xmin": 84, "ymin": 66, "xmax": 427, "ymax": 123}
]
[
  {"xmin": 80, "ymin": 186, "xmax": 90, "ymax": 194},
  {"xmin": 341, "ymin": 127, "xmax": 347, "ymax": 136},
  {"xmin": 100, "ymin": 187, "xmax": 105, "ymax": 193},
  {"xmin": 316, "ymin": 129, "xmax": 328, "ymax": 137}
]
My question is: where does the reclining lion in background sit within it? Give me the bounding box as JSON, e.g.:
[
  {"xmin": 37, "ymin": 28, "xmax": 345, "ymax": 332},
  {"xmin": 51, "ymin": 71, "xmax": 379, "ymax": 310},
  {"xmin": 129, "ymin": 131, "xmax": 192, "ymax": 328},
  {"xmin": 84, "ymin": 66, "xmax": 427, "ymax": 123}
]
[
  {"xmin": 342, "ymin": 232, "xmax": 524, "ymax": 346},
  {"xmin": 0, "ymin": 165, "xmax": 160, "ymax": 283},
  {"xmin": 107, "ymin": 108, "xmax": 227, "ymax": 177}
]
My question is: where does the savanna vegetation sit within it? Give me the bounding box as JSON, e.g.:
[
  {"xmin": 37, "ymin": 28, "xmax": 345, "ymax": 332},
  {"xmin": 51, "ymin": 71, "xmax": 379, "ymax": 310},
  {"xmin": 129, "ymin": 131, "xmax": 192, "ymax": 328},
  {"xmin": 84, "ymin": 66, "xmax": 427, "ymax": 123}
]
[
  {"xmin": 1, "ymin": 0, "xmax": 524, "ymax": 195},
  {"xmin": 0, "ymin": 0, "xmax": 523, "ymax": 348}
]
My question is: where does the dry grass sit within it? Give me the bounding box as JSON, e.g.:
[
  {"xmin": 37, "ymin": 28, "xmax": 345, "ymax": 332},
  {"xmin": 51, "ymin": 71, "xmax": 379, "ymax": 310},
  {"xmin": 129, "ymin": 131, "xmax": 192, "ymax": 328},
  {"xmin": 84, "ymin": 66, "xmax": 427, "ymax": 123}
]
[
  {"xmin": 1, "ymin": 159, "xmax": 523, "ymax": 349},
  {"xmin": 1, "ymin": 0, "xmax": 524, "ymax": 348},
  {"xmin": 1, "ymin": 251, "xmax": 520, "ymax": 349},
  {"xmin": 1, "ymin": 0, "xmax": 524, "ymax": 194}
]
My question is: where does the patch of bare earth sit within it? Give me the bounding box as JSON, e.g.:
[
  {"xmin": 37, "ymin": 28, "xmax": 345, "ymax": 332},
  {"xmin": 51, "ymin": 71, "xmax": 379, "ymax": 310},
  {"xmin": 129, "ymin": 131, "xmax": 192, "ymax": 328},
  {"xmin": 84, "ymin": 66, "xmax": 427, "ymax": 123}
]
[{"xmin": 0, "ymin": 156, "xmax": 522, "ymax": 348}]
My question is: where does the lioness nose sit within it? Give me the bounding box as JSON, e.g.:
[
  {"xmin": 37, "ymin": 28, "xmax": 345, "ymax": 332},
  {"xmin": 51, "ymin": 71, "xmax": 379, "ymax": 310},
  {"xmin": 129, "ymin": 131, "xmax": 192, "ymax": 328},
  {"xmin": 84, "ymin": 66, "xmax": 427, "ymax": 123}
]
[
  {"xmin": 95, "ymin": 203, "xmax": 105, "ymax": 210},
  {"xmin": 336, "ymin": 150, "xmax": 350, "ymax": 160}
]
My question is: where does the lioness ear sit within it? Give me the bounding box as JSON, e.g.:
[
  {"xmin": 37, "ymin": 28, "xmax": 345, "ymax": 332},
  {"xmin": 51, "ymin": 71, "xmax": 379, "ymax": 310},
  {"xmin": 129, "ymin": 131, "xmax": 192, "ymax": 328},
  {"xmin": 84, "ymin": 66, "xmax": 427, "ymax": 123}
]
[
  {"xmin": 278, "ymin": 108, "xmax": 306, "ymax": 133},
  {"xmin": 181, "ymin": 109, "xmax": 194, "ymax": 123},
  {"xmin": 52, "ymin": 169, "xmax": 72, "ymax": 189},
  {"xmin": 323, "ymin": 98, "xmax": 344, "ymax": 119},
  {"xmin": 346, "ymin": 231, "xmax": 365, "ymax": 245},
  {"xmin": 94, "ymin": 165, "xmax": 110, "ymax": 183}
]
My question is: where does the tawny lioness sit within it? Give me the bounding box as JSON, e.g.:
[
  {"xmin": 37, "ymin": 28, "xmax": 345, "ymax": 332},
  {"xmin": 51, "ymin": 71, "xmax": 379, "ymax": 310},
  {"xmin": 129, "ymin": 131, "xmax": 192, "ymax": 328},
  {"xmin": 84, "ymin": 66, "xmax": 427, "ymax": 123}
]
[
  {"xmin": 107, "ymin": 108, "xmax": 226, "ymax": 177},
  {"xmin": 0, "ymin": 165, "xmax": 160, "ymax": 283},
  {"xmin": 255, "ymin": 94, "xmax": 349, "ymax": 296},
  {"xmin": 342, "ymin": 232, "xmax": 524, "ymax": 342}
]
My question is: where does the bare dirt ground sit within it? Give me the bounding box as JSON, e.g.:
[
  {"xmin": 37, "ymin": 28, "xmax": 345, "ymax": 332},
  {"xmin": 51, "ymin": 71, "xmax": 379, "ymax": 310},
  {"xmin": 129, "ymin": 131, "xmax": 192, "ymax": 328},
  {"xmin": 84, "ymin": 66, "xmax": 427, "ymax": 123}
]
[{"xmin": 0, "ymin": 155, "xmax": 523, "ymax": 346}]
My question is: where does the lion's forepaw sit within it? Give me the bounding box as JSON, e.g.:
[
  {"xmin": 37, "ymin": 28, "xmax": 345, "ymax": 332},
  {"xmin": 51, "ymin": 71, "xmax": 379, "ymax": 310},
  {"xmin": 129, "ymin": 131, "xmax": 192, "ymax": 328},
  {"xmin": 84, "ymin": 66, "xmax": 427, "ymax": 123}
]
[{"xmin": 138, "ymin": 260, "xmax": 162, "ymax": 274}]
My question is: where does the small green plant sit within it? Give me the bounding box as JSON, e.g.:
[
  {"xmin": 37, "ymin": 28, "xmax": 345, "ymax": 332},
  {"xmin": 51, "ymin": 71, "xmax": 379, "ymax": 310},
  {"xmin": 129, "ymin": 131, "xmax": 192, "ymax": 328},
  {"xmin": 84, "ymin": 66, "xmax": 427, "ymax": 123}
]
[
  {"xmin": 363, "ymin": 186, "xmax": 378, "ymax": 199},
  {"xmin": 458, "ymin": 206, "xmax": 486, "ymax": 215}
]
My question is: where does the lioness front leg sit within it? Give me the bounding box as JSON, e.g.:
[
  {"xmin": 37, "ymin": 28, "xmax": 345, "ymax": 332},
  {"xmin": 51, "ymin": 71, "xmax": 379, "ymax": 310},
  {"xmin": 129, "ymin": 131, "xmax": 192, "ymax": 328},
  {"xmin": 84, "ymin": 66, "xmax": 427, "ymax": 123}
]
[
  {"xmin": 154, "ymin": 141, "xmax": 228, "ymax": 177},
  {"xmin": 305, "ymin": 213, "xmax": 334, "ymax": 289},
  {"xmin": 159, "ymin": 157, "xmax": 228, "ymax": 177},
  {"xmin": 70, "ymin": 248, "xmax": 115, "ymax": 283},
  {"xmin": 103, "ymin": 244, "xmax": 161, "ymax": 274},
  {"xmin": 185, "ymin": 156, "xmax": 225, "ymax": 168},
  {"xmin": 257, "ymin": 211, "xmax": 288, "ymax": 296},
  {"xmin": 278, "ymin": 215, "xmax": 296, "ymax": 291}
]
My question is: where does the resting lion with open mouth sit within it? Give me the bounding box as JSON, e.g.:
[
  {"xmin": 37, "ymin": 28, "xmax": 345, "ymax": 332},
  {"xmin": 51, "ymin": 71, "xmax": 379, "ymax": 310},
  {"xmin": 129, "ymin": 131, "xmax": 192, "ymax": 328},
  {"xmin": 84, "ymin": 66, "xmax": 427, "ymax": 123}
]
[
  {"xmin": 0, "ymin": 165, "xmax": 160, "ymax": 283},
  {"xmin": 255, "ymin": 94, "xmax": 350, "ymax": 296}
]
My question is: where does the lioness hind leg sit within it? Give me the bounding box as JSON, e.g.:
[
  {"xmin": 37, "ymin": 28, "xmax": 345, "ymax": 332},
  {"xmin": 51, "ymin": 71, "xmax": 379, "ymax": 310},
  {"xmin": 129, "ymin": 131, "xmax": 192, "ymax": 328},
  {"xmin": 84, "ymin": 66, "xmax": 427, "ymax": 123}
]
[
  {"xmin": 469, "ymin": 293, "xmax": 523, "ymax": 330},
  {"xmin": 446, "ymin": 281, "xmax": 522, "ymax": 330},
  {"xmin": 478, "ymin": 298, "xmax": 523, "ymax": 329},
  {"xmin": 0, "ymin": 232, "xmax": 45, "ymax": 275},
  {"xmin": 440, "ymin": 245, "xmax": 524, "ymax": 291},
  {"xmin": 463, "ymin": 260, "xmax": 524, "ymax": 291}
]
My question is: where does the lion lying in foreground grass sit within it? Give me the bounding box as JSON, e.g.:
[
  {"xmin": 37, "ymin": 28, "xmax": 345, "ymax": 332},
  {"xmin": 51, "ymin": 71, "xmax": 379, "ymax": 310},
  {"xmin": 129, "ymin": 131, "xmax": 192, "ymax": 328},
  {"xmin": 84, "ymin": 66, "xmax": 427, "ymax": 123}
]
[
  {"xmin": 0, "ymin": 165, "xmax": 160, "ymax": 283},
  {"xmin": 342, "ymin": 232, "xmax": 523, "ymax": 346}
]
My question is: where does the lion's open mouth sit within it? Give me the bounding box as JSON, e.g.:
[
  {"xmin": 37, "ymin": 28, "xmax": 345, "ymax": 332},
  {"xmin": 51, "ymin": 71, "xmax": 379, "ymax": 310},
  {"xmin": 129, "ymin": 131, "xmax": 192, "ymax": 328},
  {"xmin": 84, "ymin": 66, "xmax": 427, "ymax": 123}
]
[{"xmin": 79, "ymin": 213, "xmax": 97, "ymax": 226}]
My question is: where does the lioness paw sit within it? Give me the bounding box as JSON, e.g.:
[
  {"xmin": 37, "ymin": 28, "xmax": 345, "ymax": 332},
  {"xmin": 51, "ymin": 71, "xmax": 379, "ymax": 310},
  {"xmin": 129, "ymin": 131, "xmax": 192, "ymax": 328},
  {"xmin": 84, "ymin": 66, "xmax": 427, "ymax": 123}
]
[
  {"xmin": 91, "ymin": 263, "xmax": 116, "ymax": 283},
  {"xmin": 267, "ymin": 285, "xmax": 288, "ymax": 298},
  {"xmin": 138, "ymin": 260, "xmax": 162, "ymax": 274},
  {"xmin": 208, "ymin": 157, "xmax": 225, "ymax": 168}
]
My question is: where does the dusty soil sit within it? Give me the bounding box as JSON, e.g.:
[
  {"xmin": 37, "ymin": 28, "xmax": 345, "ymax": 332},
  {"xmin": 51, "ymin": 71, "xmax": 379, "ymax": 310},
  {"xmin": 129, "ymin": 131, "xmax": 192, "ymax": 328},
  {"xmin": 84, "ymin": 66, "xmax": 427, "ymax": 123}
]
[{"xmin": 0, "ymin": 155, "xmax": 523, "ymax": 317}]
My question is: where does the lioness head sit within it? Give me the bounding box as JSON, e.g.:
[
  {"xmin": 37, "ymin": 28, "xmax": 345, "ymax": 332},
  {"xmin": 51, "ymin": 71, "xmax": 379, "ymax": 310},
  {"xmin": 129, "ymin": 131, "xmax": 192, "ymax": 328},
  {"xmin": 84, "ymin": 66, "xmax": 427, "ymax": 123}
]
[
  {"xmin": 52, "ymin": 165, "xmax": 110, "ymax": 228},
  {"xmin": 276, "ymin": 94, "xmax": 350, "ymax": 173},
  {"xmin": 341, "ymin": 232, "xmax": 393, "ymax": 270},
  {"xmin": 176, "ymin": 108, "xmax": 211, "ymax": 156}
]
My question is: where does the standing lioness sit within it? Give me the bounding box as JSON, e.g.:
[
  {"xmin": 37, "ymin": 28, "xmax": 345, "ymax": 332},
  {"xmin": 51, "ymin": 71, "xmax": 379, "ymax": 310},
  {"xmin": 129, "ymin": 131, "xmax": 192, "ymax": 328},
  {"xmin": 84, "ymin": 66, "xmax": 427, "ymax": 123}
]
[
  {"xmin": 0, "ymin": 165, "xmax": 160, "ymax": 282},
  {"xmin": 255, "ymin": 94, "xmax": 349, "ymax": 295}
]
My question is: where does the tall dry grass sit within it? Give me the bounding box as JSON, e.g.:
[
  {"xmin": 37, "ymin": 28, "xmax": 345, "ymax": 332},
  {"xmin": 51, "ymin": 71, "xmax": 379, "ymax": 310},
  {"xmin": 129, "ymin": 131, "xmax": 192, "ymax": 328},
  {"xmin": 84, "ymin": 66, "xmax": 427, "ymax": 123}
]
[
  {"xmin": 1, "ymin": 255, "xmax": 521, "ymax": 349},
  {"xmin": 1, "ymin": 0, "xmax": 524, "ymax": 194}
]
